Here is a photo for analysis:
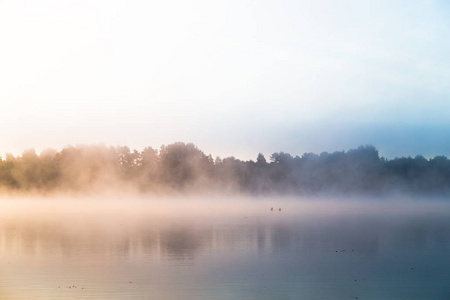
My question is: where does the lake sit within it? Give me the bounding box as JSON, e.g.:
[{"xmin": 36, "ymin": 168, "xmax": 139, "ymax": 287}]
[{"xmin": 1, "ymin": 198, "xmax": 450, "ymax": 299}]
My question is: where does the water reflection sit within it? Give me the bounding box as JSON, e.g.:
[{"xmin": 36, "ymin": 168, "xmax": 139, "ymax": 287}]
[
  {"xmin": 2, "ymin": 213, "xmax": 450, "ymax": 259},
  {"xmin": 1, "ymin": 207, "xmax": 450, "ymax": 299}
]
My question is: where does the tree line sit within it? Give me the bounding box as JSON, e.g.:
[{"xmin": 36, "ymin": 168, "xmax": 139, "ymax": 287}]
[{"xmin": 1, "ymin": 142, "xmax": 449, "ymax": 196}]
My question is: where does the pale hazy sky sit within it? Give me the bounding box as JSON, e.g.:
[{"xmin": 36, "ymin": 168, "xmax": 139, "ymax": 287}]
[{"xmin": 1, "ymin": 0, "xmax": 450, "ymax": 160}]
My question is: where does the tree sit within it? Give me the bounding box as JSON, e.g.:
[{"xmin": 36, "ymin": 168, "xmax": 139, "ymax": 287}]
[
  {"xmin": 159, "ymin": 142, "xmax": 213, "ymax": 189},
  {"xmin": 256, "ymin": 153, "xmax": 267, "ymax": 165}
]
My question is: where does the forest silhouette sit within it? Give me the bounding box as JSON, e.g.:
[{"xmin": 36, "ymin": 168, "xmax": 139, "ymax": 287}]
[{"xmin": 1, "ymin": 142, "xmax": 449, "ymax": 196}]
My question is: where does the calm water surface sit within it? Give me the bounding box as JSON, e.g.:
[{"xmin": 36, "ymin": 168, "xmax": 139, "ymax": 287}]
[{"xmin": 1, "ymin": 199, "xmax": 450, "ymax": 299}]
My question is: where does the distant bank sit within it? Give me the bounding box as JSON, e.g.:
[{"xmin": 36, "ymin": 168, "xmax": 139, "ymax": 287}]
[{"xmin": 1, "ymin": 142, "xmax": 449, "ymax": 197}]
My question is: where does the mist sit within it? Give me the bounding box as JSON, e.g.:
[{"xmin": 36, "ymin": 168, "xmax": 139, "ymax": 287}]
[
  {"xmin": 1, "ymin": 142, "xmax": 450, "ymax": 199},
  {"xmin": 2, "ymin": 196, "xmax": 450, "ymax": 300}
]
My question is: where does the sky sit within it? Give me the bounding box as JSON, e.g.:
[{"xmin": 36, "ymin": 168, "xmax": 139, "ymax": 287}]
[{"xmin": 1, "ymin": 0, "xmax": 450, "ymax": 160}]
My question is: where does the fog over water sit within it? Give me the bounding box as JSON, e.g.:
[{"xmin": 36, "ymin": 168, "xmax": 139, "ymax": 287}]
[
  {"xmin": 3, "ymin": 0, "xmax": 450, "ymax": 298},
  {"xmin": 1, "ymin": 197, "xmax": 450, "ymax": 299}
]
